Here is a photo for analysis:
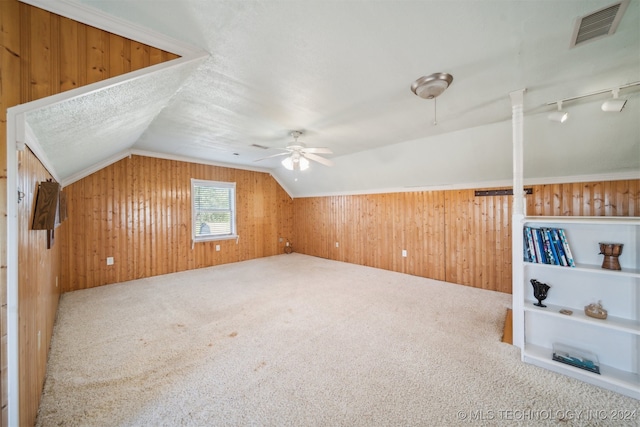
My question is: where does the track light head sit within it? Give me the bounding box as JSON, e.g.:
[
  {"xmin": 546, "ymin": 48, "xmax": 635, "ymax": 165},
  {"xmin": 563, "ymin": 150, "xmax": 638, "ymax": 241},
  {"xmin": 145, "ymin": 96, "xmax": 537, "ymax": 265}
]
[
  {"xmin": 548, "ymin": 101, "xmax": 569, "ymax": 123},
  {"xmin": 602, "ymin": 88, "xmax": 627, "ymax": 112}
]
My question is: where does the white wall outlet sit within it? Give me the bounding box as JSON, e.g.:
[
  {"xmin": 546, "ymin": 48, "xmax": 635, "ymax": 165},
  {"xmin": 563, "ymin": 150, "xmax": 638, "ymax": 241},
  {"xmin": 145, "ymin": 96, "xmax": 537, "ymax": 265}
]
[
  {"xmin": 335, "ymin": 242, "xmax": 339, "ymax": 248},
  {"xmin": 402, "ymin": 249, "xmax": 407, "ymax": 257},
  {"xmin": 216, "ymin": 244, "xmax": 220, "ymax": 251},
  {"xmin": 106, "ymin": 256, "xmax": 114, "ymax": 266},
  {"xmin": 279, "ymin": 237, "xmax": 283, "ymax": 243}
]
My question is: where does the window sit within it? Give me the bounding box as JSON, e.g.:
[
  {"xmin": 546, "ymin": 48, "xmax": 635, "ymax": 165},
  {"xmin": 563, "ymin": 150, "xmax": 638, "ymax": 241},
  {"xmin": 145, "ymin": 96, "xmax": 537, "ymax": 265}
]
[{"xmin": 191, "ymin": 179, "xmax": 236, "ymax": 242}]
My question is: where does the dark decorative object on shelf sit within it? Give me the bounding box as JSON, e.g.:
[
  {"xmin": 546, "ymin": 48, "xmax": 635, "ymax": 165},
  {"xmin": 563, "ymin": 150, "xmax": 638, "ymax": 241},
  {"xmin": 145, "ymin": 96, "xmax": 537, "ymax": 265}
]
[
  {"xmin": 530, "ymin": 279, "xmax": 550, "ymax": 307},
  {"xmin": 599, "ymin": 242, "xmax": 623, "ymax": 270}
]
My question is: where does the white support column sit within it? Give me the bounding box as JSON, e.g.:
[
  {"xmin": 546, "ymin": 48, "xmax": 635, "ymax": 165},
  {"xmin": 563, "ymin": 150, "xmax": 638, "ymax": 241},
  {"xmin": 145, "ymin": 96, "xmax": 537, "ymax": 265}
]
[
  {"xmin": 510, "ymin": 89, "xmax": 526, "ymax": 350},
  {"xmin": 510, "ymin": 89, "xmax": 526, "ymax": 216}
]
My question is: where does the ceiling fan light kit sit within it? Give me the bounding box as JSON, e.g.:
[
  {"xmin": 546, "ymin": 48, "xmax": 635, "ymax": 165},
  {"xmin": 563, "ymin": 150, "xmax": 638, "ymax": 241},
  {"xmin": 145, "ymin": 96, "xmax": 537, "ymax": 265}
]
[
  {"xmin": 281, "ymin": 153, "xmax": 310, "ymax": 171},
  {"xmin": 254, "ymin": 130, "xmax": 333, "ymax": 171}
]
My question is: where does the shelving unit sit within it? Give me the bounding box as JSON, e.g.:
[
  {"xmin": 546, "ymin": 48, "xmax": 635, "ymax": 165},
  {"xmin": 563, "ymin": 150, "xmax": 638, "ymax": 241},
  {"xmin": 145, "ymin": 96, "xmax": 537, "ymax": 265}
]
[
  {"xmin": 509, "ymin": 92, "xmax": 640, "ymax": 400},
  {"xmin": 515, "ymin": 216, "xmax": 640, "ymax": 399}
]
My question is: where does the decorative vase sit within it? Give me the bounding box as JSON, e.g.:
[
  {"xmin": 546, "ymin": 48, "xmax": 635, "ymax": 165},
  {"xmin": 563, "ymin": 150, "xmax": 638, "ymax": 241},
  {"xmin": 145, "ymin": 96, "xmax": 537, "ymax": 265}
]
[
  {"xmin": 599, "ymin": 242, "xmax": 623, "ymax": 270},
  {"xmin": 530, "ymin": 279, "xmax": 550, "ymax": 308}
]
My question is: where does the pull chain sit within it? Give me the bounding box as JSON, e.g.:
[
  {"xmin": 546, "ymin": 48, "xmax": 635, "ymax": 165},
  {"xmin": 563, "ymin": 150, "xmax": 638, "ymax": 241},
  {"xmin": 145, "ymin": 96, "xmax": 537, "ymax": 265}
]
[{"xmin": 433, "ymin": 97, "xmax": 438, "ymax": 125}]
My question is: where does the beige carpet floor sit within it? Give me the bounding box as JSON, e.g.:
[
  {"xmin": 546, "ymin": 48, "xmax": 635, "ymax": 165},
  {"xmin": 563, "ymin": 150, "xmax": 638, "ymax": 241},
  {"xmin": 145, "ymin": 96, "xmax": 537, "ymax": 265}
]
[{"xmin": 37, "ymin": 254, "xmax": 638, "ymax": 426}]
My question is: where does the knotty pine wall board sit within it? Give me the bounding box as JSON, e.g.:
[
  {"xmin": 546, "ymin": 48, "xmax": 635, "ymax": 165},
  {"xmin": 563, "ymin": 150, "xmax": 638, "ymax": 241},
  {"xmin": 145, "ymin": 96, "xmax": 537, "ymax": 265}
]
[
  {"xmin": 0, "ymin": 0, "xmax": 180, "ymax": 424},
  {"xmin": 292, "ymin": 179, "xmax": 639, "ymax": 294},
  {"xmin": 58, "ymin": 155, "xmax": 294, "ymax": 292}
]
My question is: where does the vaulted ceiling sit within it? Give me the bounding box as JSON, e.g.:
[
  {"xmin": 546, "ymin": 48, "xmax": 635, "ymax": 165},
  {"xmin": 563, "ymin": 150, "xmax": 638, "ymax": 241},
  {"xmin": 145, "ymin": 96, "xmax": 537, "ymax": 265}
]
[{"xmin": 21, "ymin": 0, "xmax": 640, "ymax": 197}]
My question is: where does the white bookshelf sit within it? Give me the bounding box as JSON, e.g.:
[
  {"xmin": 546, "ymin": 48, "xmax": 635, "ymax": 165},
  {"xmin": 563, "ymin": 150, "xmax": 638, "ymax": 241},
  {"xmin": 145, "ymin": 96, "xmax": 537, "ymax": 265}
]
[
  {"xmin": 509, "ymin": 92, "xmax": 640, "ymax": 399},
  {"xmin": 514, "ymin": 216, "xmax": 640, "ymax": 400}
]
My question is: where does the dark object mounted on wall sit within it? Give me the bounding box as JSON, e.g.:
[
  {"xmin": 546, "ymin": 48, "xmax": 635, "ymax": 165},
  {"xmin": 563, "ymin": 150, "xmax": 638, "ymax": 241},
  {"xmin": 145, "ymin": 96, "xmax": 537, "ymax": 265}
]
[
  {"xmin": 475, "ymin": 188, "xmax": 533, "ymax": 197},
  {"xmin": 32, "ymin": 180, "xmax": 60, "ymax": 230},
  {"xmin": 59, "ymin": 190, "xmax": 68, "ymax": 222}
]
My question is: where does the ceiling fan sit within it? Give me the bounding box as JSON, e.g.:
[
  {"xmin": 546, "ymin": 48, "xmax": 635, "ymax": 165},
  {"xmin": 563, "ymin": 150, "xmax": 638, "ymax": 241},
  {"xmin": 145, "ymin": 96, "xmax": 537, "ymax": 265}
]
[{"xmin": 255, "ymin": 131, "xmax": 333, "ymax": 171}]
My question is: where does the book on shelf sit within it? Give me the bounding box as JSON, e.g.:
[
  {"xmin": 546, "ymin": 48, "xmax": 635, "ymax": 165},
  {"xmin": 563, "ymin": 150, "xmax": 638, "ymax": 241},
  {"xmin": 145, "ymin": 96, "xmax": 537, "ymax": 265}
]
[{"xmin": 523, "ymin": 226, "xmax": 575, "ymax": 267}]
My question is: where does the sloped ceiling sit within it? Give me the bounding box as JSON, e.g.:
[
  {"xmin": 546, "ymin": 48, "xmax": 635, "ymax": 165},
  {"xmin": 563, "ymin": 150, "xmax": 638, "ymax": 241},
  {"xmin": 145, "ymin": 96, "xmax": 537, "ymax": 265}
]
[{"xmin": 22, "ymin": 0, "xmax": 640, "ymax": 196}]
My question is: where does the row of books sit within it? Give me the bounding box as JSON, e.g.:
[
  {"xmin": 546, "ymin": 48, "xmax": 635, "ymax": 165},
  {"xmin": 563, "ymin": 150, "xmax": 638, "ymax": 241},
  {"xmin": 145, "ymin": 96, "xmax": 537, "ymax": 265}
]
[{"xmin": 523, "ymin": 227, "xmax": 575, "ymax": 267}]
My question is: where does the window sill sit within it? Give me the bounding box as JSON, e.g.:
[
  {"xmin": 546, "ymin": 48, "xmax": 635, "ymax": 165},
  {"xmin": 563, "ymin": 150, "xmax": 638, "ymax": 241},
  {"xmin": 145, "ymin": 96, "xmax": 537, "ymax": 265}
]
[{"xmin": 193, "ymin": 234, "xmax": 238, "ymax": 243}]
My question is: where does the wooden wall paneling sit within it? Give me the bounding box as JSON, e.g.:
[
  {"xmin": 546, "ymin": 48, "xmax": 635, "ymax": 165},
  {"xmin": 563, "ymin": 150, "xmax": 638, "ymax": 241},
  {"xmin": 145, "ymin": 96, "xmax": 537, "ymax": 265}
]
[
  {"xmin": 367, "ymin": 195, "xmax": 380, "ymax": 268},
  {"xmin": 444, "ymin": 190, "xmax": 462, "ymax": 286},
  {"xmin": 149, "ymin": 47, "xmax": 163, "ymax": 66},
  {"xmin": 292, "ymin": 181, "xmax": 637, "ymax": 294},
  {"xmin": 625, "ymin": 179, "xmax": 639, "ymax": 216},
  {"xmin": 108, "ymin": 33, "xmax": 129, "ymax": 77},
  {"xmin": 328, "ymin": 196, "xmax": 341, "ymax": 262},
  {"xmin": 528, "ymin": 180, "xmax": 640, "ymax": 217},
  {"xmin": 60, "ymin": 156, "xmax": 293, "ymax": 291},
  {"xmin": 29, "ymin": 6, "xmax": 52, "ymax": 101},
  {"xmin": 276, "ymin": 183, "xmax": 292, "ymax": 255},
  {"xmin": 17, "ymin": 148, "xmax": 60, "ymax": 427},
  {"xmin": 365, "ymin": 195, "xmax": 380, "ymax": 269},
  {"xmin": 242, "ymin": 171, "xmax": 254, "ymax": 260},
  {"xmin": 292, "ymin": 191, "xmax": 448, "ymax": 284},
  {"xmin": 500, "ymin": 190, "xmax": 512, "ymax": 290},
  {"xmin": 85, "ymin": 25, "xmax": 108, "ymax": 85},
  {"xmin": 130, "ymin": 41, "xmax": 150, "ymax": 70},
  {"xmin": 49, "ymin": 14, "xmax": 61, "ymax": 95},
  {"xmin": 2, "ymin": 1, "xmax": 183, "ymax": 424},
  {"xmin": 295, "ymin": 197, "xmax": 316, "ymax": 257}
]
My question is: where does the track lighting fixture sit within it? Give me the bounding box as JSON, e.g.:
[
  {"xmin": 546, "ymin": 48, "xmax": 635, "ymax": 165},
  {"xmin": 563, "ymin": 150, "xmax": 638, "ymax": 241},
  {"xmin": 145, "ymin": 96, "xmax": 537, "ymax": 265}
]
[
  {"xmin": 546, "ymin": 81, "xmax": 638, "ymax": 120},
  {"xmin": 601, "ymin": 88, "xmax": 627, "ymax": 112},
  {"xmin": 548, "ymin": 101, "xmax": 569, "ymax": 123}
]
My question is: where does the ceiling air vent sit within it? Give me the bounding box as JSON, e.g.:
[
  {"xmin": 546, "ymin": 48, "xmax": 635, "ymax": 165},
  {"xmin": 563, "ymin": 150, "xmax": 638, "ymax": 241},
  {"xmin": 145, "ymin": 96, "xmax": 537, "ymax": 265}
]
[
  {"xmin": 250, "ymin": 144, "xmax": 269, "ymax": 150},
  {"xmin": 570, "ymin": 0, "xmax": 629, "ymax": 48}
]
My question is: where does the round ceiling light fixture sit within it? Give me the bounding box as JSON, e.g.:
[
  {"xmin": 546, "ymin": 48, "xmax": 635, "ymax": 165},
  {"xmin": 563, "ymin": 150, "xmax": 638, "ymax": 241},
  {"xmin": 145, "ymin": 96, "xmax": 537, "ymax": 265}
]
[
  {"xmin": 411, "ymin": 72, "xmax": 454, "ymax": 99},
  {"xmin": 411, "ymin": 72, "xmax": 454, "ymax": 125}
]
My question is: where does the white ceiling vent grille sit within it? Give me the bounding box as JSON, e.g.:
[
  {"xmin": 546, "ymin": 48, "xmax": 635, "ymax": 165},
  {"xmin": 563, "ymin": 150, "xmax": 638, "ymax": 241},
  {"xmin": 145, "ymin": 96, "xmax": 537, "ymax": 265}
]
[{"xmin": 570, "ymin": 0, "xmax": 629, "ymax": 48}]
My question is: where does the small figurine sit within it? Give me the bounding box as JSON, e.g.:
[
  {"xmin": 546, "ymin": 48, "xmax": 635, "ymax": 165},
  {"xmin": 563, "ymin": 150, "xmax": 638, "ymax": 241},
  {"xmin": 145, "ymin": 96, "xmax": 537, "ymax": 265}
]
[
  {"xmin": 530, "ymin": 279, "xmax": 550, "ymax": 308},
  {"xmin": 584, "ymin": 301, "xmax": 607, "ymax": 320}
]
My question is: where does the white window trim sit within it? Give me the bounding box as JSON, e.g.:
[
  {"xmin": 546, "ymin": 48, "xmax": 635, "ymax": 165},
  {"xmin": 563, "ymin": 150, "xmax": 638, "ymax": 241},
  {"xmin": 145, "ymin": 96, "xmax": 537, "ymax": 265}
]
[{"xmin": 191, "ymin": 179, "xmax": 238, "ymax": 243}]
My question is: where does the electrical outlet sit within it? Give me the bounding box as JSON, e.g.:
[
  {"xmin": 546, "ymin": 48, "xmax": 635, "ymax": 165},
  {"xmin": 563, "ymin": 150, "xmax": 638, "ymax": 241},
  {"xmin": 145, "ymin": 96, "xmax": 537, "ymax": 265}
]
[
  {"xmin": 216, "ymin": 244, "xmax": 220, "ymax": 251},
  {"xmin": 335, "ymin": 242, "xmax": 339, "ymax": 248},
  {"xmin": 279, "ymin": 237, "xmax": 283, "ymax": 243},
  {"xmin": 402, "ymin": 249, "xmax": 407, "ymax": 257},
  {"xmin": 106, "ymin": 257, "xmax": 114, "ymax": 266}
]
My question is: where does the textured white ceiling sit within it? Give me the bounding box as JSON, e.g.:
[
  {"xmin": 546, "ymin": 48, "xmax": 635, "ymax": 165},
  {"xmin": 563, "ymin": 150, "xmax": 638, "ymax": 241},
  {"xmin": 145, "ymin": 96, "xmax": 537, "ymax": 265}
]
[
  {"xmin": 24, "ymin": 0, "xmax": 640, "ymax": 196},
  {"xmin": 25, "ymin": 58, "xmax": 204, "ymax": 181}
]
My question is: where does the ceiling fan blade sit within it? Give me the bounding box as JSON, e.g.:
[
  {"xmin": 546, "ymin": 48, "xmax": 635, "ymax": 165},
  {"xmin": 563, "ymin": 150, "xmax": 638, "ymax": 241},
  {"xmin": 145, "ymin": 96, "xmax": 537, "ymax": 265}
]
[
  {"xmin": 304, "ymin": 153, "xmax": 333, "ymax": 167},
  {"xmin": 302, "ymin": 147, "xmax": 332, "ymax": 154},
  {"xmin": 254, "ymin": 152, "xmax": 289, "ymax": 162}
]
